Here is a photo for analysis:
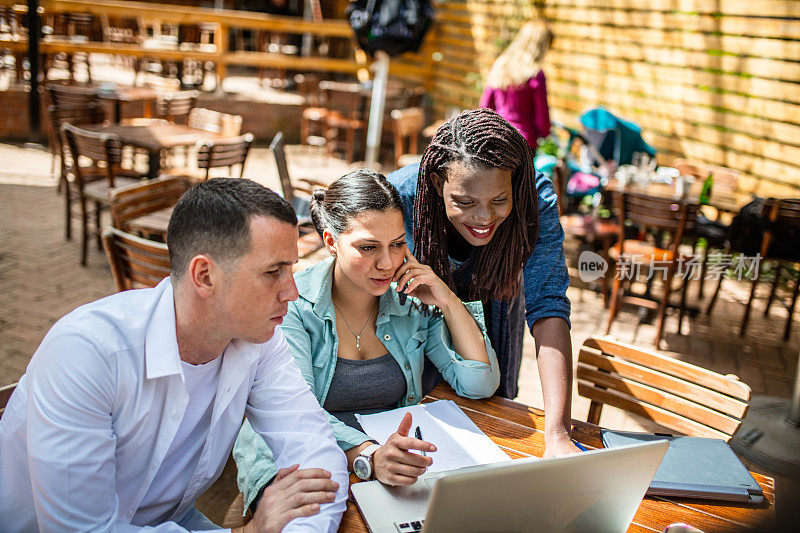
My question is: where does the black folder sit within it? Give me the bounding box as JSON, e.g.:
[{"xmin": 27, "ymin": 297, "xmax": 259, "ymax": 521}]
[{"xmin": 602, "ymin": 430, "xmax": 764, "ymax": 503}]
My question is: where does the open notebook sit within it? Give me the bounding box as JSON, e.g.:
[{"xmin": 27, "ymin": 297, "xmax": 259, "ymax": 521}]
[{"xmin": 355, "ymin": 400, "xmax": 511, "ymax": 472}]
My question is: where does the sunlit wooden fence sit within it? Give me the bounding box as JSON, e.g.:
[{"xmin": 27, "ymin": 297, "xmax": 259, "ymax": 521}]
[{"xmin": 424, "ymin": 0, "xmax": 800, "ymax": 197}]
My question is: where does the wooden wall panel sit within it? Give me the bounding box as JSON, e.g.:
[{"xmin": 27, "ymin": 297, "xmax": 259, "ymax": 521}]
[{"xmin": 421, "ymin": 0, "xmax": 800, "ymax": 197}]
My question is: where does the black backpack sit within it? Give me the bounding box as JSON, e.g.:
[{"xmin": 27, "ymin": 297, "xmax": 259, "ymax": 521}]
[
  {"xmin": 346, "ymin": 0, "xmax": 434, "ymax": 57},
  {"xmin": 729, "ymin": 197, "xmax": 800, "ymax": 260}
]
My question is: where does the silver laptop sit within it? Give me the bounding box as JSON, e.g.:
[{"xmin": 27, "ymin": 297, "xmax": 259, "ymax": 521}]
[{"xmin": 351, "ymin": 440, "xmax": 669, "ymax": 533}]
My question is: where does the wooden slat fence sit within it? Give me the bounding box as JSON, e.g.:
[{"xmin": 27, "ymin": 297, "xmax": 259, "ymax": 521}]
[{"xmin": 425, "ymin": 0, "xmax": 800, "ymax": 198}]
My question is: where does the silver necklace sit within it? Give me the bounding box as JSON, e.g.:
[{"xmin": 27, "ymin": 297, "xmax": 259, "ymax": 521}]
[{"xmin": 332, "ymin": 299, "xmax": 377, "ymax": 351}]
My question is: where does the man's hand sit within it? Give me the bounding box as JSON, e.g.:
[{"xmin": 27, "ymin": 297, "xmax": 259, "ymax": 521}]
[
  {"xmin": 373, "ymin": 412, "xmax": 435, "ymax": 486},
  {"xmin": 238, "ymin": 464, "xmax": 339, "ymax": 533}
]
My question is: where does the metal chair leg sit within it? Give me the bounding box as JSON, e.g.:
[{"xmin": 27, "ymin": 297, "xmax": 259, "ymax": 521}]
[
  {"xmin": 764, "ymin": 263, "xmax": 781, "ymax": 317},
  {"xmin": 740, "ymin": 274, "xmax": 759, "ymax": 336},
  {"xmin": 784, "ymin": 271, "xmax": 800, "ymax": 341}
]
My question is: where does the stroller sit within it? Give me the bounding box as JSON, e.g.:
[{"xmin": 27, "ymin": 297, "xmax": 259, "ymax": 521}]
[{"xmin": 536, "ymin": 107, "xmax": 656, "ymax": 214}]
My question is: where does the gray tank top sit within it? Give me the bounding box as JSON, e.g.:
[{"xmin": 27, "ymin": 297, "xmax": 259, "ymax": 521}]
[{"xmin": 323, "ymin": 353, "xmax": 407, "ymax": 432}]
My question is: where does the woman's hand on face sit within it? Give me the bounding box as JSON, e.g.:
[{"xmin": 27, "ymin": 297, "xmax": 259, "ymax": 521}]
[
  {"xmin": 392, "ymin": 248, "xmax": 458, "ymax": 310},
  {"xmin": 373, "ymin": 412, "xmax": 436, "ymax": 486}
]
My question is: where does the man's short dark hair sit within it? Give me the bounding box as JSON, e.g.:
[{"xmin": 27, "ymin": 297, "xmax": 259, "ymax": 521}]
[{"xmin": 167, "ymin": 178, "xmax": 296, "ymax": 279}]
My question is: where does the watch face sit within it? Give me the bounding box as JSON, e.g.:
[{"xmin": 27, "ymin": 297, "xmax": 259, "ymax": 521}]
[{"xmin": 353, "ymin": 456, "xmax": 370, "ymax": 480}]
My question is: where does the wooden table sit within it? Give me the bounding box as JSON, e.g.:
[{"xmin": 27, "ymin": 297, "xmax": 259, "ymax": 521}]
[
  {"xmin": 339, "ymin": 385, "xmax": 775, "ymax": 532},
  {"xmin": 96, "ymin": 86, "xmax": 165, "ymax": 123},
  {"xmin": 85, "ymin": 123, "xmax": 235, "ymax": 179},
  {"xmin": 605, "ymin": 179, "xmax": 745, "ymax": 215}
]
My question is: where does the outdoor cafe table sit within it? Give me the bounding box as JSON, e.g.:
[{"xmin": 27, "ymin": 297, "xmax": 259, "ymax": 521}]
[
  {"xmin": 605, "ymin": 179, "xmax": 744, "ymax": 216},
  {"xmin": 339, "ymin": 384, "xmax": 775, "ymax": 532},
  {"xmin": 96, "ymin": 86, "xmax": 165, "ymax": 123},
  {"xmin": 84, "ymin": 123, "xmax": 236, "ymax": 179}
]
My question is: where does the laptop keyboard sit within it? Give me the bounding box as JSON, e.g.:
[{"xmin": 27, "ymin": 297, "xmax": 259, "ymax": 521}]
[{"xmin": 395, "ymin": 519, "xmax": 425, "ymax": 532}]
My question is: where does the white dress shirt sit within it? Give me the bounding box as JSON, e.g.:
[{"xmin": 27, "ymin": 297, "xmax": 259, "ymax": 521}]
[{"xmin": 0, "ymin": 278, "xmax": 349, "ymax": 532}]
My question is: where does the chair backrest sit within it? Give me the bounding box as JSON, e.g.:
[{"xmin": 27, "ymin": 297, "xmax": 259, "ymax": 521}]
[
  {"xmin": 615, "ymin": 191, "xmax": 698, "ymax": 251},
  {"xmin": 47, "ymin": 84, "xmax": 99, "ymax": 108},
  {"xmin": 108, "ymin": 176, "xmax": 191, "ymax": 233},
  {"xmin": 62, "ymin": 122, "xmax": 123, "ymax": 188},
  {"xmin": 0, "ymin": 382, "xmax": 17, "ymax": 420},
  {"xmin": 188, "ymin": 108, "xmax": 242, "ymax": 136},
  {"xmin": 50, "ymin": 103, "xmax": 106, "ymax": 167},
  {"xmin": 269, "ymin": 131, "xmax": 294, "ymax": 204},
  {"xmin": 196, "ymin": 133, "xmax": 254, "ymax": 179},
  {"xmin": 295, "ymin": 73, "xmax": 326, "ymax": 108},
  {"xmin": 102, "ymin": 227, "xmax": 171, "ymax": 291},
  {"xmin": 156, "ymin": 90, "xmax": 199, "ymax": 122},
  {"xmin": 577, "ymin": 336, "xmax": 751, "ymax": 441},
  {"xmin": 757, "ymin": 198, "xmax": 800, "ymax": 259},
  {"xmin": 391, "ymin": 107, "xmax": 425, "ymax": 167},
  {"xmin": 320, "ymin": 81, "xmax": 363, "ymax": 120}
]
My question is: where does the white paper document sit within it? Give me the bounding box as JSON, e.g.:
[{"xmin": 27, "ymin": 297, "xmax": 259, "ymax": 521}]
[{"xmin": 355, "ymin": 400, "xmax": 511, "ymax": 473}]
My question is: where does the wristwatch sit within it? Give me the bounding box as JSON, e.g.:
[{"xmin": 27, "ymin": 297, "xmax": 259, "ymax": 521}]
[{"xmin": 353, "ymin": 443, "xmax": 381, "ymax": 480}]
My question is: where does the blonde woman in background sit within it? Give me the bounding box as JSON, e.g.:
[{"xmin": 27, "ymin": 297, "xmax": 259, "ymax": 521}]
[{"xmin": 480, "ymin": 20, "xmax": 554, "ymax": 150}]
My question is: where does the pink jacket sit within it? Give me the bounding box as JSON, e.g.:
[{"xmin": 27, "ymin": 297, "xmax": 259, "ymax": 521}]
[{"xmin": 480, "ymin": 70, "xmax": 551, "ymax": 150}]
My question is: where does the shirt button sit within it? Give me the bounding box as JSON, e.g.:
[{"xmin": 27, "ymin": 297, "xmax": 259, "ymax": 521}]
[
  {"xmin": 408, "ymin": 396, "xmax": 415, "ymax": 401},
  {"xmin": 171, "ymin": 413, "xmax": 180, "ymax": 421},
  {"xmin": 384, "ymin": 334, "xmax": 391, "ymax": 341},
  {"xmin": 404, "ymin": 363, "xmax": 411, "ymax": 370},
  {"xmin": 380, "ymin": 313, "xmax": 385, "ymax": 317}
]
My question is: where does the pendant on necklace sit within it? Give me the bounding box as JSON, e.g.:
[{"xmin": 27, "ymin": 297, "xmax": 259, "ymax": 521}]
[{"xmin": 355, "ymin": 336, "xmax": 362, "ymax": 351}]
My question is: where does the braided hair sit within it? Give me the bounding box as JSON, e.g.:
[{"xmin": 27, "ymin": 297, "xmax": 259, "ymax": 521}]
[{"xmin": 413, "ymin": 108, "xmax": 538, "ymax": 301}]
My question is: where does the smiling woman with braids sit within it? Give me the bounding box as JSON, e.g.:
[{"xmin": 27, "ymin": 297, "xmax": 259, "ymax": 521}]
[{"xmin": 388, "ymin": 107, "xmax": 580, "ymax": 457}]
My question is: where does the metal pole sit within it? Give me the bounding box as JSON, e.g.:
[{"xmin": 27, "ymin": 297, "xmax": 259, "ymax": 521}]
[
  {"xmin": 364, "ymin": 51, "xmax": 390, "ymax": 168},
  {"xmin": 27, "ymin": 0, "xmax": 41, "ymax": 139},
  {"xmin": 787, "ymin": 346, "xmax": 800, "ymax": 426}
]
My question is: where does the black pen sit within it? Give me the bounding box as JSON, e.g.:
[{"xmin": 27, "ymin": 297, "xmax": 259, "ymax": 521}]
[{"xmin": 414, "ymin": 426, "xmax": 426, "ymax": 456}]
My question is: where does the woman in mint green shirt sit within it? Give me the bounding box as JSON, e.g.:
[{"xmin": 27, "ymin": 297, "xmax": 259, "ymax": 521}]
[{"xmin": 234, "ymin": 170, "xmax": 499, "ymax": 512}]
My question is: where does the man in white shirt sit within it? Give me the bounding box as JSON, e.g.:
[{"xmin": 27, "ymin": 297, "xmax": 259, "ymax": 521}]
[{"xmin": 0, "ymin": 179, "xmax": 349, "ymax": 532}]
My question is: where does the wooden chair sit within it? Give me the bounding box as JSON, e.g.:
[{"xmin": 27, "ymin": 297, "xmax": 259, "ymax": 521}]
[
  {"xmin": 155, "ymin": 90, "xmax": 199, "ymax": 123},
  {"xmin": 321, "ymin": 81, "xmax": 367, "ymax": 163},
  {"xmin": 102, "ymin": 228, "xmax": 171, "ymax": 291},
  {"xmin": 62, "ymin": 123, "xmax": 144, "ymax": 265},
  {"xmin": 269, "ymin": 132, "xmax": 329, "ymax": 223},
  {"xmin": 163, "ymin": 133, "xmax": 254, "ymax": 183},
  {"xmin": 577, "ymin": 336, "xmax": 751, "ymax": 441},
  {"xmin": 296, "ymin": 73, "xmax": 329, "ymax": 148},
  {"xmin": 50, "ymin": 104, "xmax": 107, "ymax": 239},
  {"xmin": 108, "ymin": 176, "xmax": 192, "ymax": 240},
  {"xmin": 184, "ymin": 108, "xmax": 242, "ymax": 167},
  {"xmin": 391, "ymin": 107, "xmax": 425, "ymax": 168},
  {"xmin": 270, "ymin": 132, "xmax": 327, "ymax": 257},
  {"xmin": 188, "ymin": 108, "xmax": 243, "ymax": 136},
  {"xmin": 46, "ymin": 84, "xmax": 102, "ymax": 181},
  {"xmin": 0, "ymin": 382, "xmax": 17, "ymax": 420},
  {"xmin": 606, "ymin": 191, "xmax": 698, "ymax": 346},
  {"xmin": 708, "ymin": 198, "xmax": 800, "ymax": 341},
  {"xmin": 46, "ymin": 83, "xmax": 99, "ymax": 108}
]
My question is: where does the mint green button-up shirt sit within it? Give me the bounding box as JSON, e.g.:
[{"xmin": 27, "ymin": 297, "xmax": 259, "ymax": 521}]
[{"xmin": 234, "ymin": 257, "xmax": 499, "ymax": 509}]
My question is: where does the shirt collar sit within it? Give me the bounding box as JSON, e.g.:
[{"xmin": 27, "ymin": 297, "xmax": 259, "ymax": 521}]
[{"xmin": 144, "ymin": 278, "xmax": 183, "ymax": 380}]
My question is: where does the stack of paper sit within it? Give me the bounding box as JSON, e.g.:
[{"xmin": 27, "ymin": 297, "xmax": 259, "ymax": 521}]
[{"xmin": 355, "ymin": 400, "xmax": 511, "ymax": 473}]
